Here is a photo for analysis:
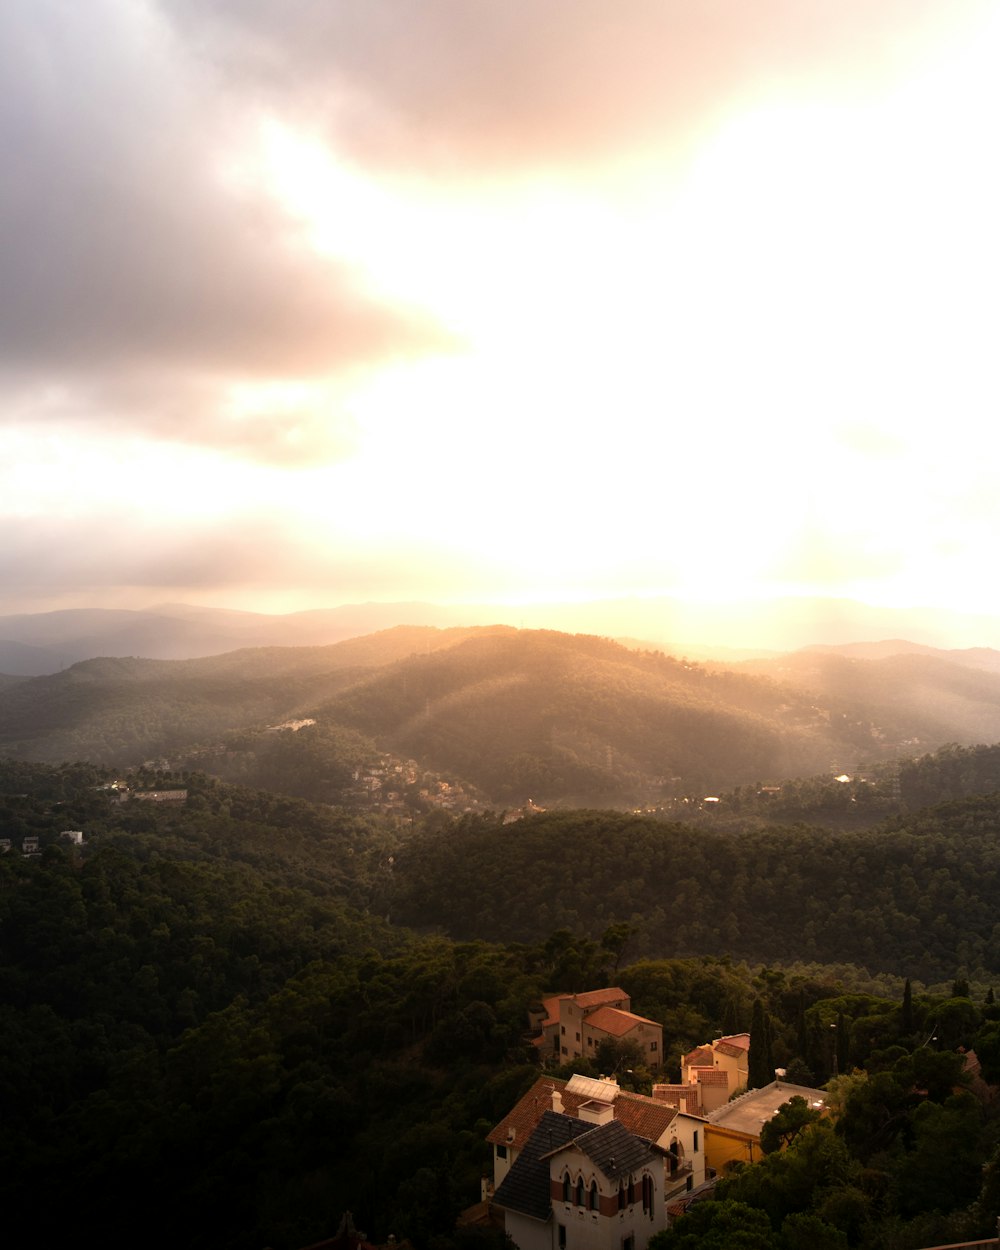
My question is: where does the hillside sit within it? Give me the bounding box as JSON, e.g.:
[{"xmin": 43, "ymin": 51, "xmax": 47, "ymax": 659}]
[
  {"xmin": 390, "ymin": 792, "xmax": 1000, "ymax": 983},
  {"xmin": 316, "ymin": 630, "xmax": 1000, "ymax": 803},
  {"xmin": 0, "ymin": 625, "xmax": 511, "ymax": 766},
  {"xmin": 9, "ymin": 627, "xmax": 1000, "ymax": 806}
]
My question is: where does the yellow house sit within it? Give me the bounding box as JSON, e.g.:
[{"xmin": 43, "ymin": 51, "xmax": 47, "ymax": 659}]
[{"xmin": 704, "ymin": 1080, "xmax": 828, "ymax": 1174}]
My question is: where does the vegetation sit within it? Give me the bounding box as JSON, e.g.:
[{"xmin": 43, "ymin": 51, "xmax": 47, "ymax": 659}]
[{"xmin": 8, "ymin": 642, "xmax": 1000, "ymax": 1247}]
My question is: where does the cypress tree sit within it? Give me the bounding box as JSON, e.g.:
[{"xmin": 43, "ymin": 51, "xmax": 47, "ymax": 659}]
[
  {"xmin": 836, "ymin": 1008, "xmax": 850, "ymax": 1075},
  {"xmin": 748, "ymin": 999, "xmax": 770, "ymax": 1089},
  {"xmin": 902, "ymin": 978, "xmax": 914, "ymax": 1033}
]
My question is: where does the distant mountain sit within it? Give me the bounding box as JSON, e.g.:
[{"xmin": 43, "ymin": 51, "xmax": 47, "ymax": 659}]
[
  {"xmin": 313, "ymin": 631, "xmax": 1000, "ymax": 803},
  {"xmin": 0, "ymin": 625, "xmax": 510, "ymax": 765},
  {"xmin": 8, "ymin": 624, "xmax": 1000, "ymax": 806},
  {"xmin": 6, "ymin": 593, "xmax": 1000, "ymax": 676}
]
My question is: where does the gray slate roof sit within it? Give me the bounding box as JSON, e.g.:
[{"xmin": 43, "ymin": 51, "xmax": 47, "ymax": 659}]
[
  {"xmin": 494, "ymin": 1112, "xmax": 658, "ymax": 1221},
  {"xmin": 555, "ymin": 1118, "xmax": 657, "ymax": 1180},
  {"xmin": 494, "ymin": 1111, "xmax": 587, "ymax": 1221}
]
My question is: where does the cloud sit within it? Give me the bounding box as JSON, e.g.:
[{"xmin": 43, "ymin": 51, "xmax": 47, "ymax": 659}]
[
  {"xmin": 161, "ymin": 0, "xmax": 986, "ymax": 175},
  {"xmin": 0, "ymin": 0, "xmax": 450, "ymax": 454}
]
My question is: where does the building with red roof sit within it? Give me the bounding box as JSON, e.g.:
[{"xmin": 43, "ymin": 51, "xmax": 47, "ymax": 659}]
[{"xmin": 530, "ymin": 987, "xmax": 664, "ymax": 1070}]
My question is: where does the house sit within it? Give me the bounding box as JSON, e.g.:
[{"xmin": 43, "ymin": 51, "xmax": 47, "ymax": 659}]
[
  {"xmin": 486, "ymin": 1073, "xmax": 708, "ymax": 1247},
  {"xmin": 531, "ymin": 988, "xmax": 664, "ymax": 1070},
  {"xmin": 703, "ymin": 1079, "xmax": 827, "ymax": 1173},
  {"xmin": 128, "ymin": 789, "xmax": 188, "ymax": 805},
  {"xmin": 653, "ymin": 1033, "xmax": 750, "ymax": 1115}
]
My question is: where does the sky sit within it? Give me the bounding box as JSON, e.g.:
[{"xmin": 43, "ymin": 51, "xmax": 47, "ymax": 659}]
[{"xmin": 4, "ymin": 0, "xmax": 1000, "ymax": 636}]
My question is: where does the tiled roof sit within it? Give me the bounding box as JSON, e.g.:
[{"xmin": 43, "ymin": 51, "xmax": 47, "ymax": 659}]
[
  {"xmin": 613, "ymin": 1090, "xmax": 677, "ymax": 1142},
  {"xmin": 715, "ymin": 1033, "xmax": 750, "ymax": 1053},
  {"xmin": 493, "ymin": 1112, "xmax": 588, "ymax": 1220},
  {"xmin": 573, "ymin": 987, "xmax": 629, "ymax": 1010},
  {"xmin": 682, "ymin": 1045, "xmax": 714, "ymax": 1068},
  {"xmin": 696, "ymin": 1070, "xmax": 729, "ymax": 1086},
  {"xmin": 546, "ymin": 1118, "xmax": 657, "ymax": 1181},
  {"xmin": 651, "ymin": 1085, "xmax": 703, "ymax": 1116},
  {"xmin": 537, "ymin": 994, "xmax": 564, "ymax": 1028},
  {"xmin": 487, "ymin": 1078, "xmax": 577, "ymax": 1147},
  {"xmin": 584, "ymin": 1005, "xmax": 658, "ymax": 1036}
]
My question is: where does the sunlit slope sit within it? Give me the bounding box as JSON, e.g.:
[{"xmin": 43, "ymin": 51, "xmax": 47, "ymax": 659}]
[
  {"xmin": 733, "ymin": 649, "xmax": 1000, "ymax": 747},
  {"xmin": 0, "ymin": 625, "xmax": 509, "ymax": 764},
  {"xmin": 318, "ymin": 631, "xmax": 910, "ymax": 800}
]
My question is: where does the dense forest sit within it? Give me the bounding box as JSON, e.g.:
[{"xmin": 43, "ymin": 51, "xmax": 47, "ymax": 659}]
[{"xmin": 6, "ymin": 723, "xmax": 1000, "ymax": 1243}]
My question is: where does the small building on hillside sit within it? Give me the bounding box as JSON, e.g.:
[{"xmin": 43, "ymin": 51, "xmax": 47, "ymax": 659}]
[
  {"xmin": 704, "ymin": 1079, "xmax": 828, "ymax": 1173},
  {"xmin": 530, "ymin": 988, "xmax": 664, "ymax": 1070},
  {"xmin": 654, "ymin": 1033, "xmax": 750, "ymax": 1115},
  {"xmin": 486, "ymin": 1072, "xmax": 708, "ymax": 1246}
]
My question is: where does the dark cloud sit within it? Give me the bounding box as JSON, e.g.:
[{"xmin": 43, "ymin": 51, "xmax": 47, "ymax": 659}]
[
  {"xmin": 0, "ymin": 509, "xmax": 498, "ymax": 606},
  {"xmin": 0, "ymin": 1, "xmax": 448, "ymax": 397},
  {"xmin": 161, "ymin": 0, "xmax": 977, "ymax": 174}
]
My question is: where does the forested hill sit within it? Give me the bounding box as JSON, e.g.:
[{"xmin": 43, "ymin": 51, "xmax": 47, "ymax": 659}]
[
  {"xmin": 7, "ymin": 759, "xmax": 1000, "ymax": 1247},
  {"xmin": 301, "ymin": 629, "xmax": 1000, "ymax": 801},
  {"xmin": 392, "ymin": 793, "xmax": 1000, "ymax": 983},
  {"xmin": 0, "ymin": 624, "xmax": 511, "ymax": 766},
  {"xmin": 7, "ymin": 625, "xmax": 1000, "ymax": 805}
]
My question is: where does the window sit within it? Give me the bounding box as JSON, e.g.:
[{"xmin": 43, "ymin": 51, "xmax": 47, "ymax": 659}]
[
  {"xmin": 562, "ymin": 1173, "xmax": 571, "ymax": 1203},
  {"xmin": 649, "ymin": 1040, "xmax": 658, "ymax": 1051},
  {"xmin": 497, "ymin": 1144, "xmax": 507, "ymax": 1160},
  {"xmin": 693, "ymin": 1130, "xmax": 699, "ymax": 1152},
  {"xmin": 627, "ymin": 1175, "xmax": 635, "ymax": 1205},
  {"xmin": 642, "ymin": 1174, "xmax": 653, "ymax": 1217},
  {"xmin": 589, "ymin": 1180, "xmax": 598, "ymax": 1211},
  {"xmin": 575, "ymin": 1177, "xmax": 585, "ymax": 1206},
  {"xmin": 561, "ymin": 1025, "xmax": 566, "ymax": 1035},
  {"xmin": 562, "ymin": 1045, "xmax": 568, "ymax": 1056},
  {"xmin": 623, "ymin": 1236, "xmax": 635, "ymax": 1250},
  {"xmin": 558, "ymin": 1226, "xmax": 566, "ymax": 1250},
  {"xmin": 575, "ymin": 1031, "xmax": 580, "ymax": 1042},
  {"xmin": 617, "ymin": 1181, "xmax": 626, "ymax": 1211},
  {"xmin": 587, "ymin": 1037, "xmax": 593, "ymax": 1047}
]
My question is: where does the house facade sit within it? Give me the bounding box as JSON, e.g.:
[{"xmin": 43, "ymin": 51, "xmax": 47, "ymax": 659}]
[
  {"xmin": 487, "ymin": 1074, "xmax": 708, "ymax": 1247},
  {"xmin": 531, "ymin": 988, "xmax": 664, "ymax": 1071},
  {"xmin": 654, "ymin": 1033, "xmax": 750, "ymax": 1115}
]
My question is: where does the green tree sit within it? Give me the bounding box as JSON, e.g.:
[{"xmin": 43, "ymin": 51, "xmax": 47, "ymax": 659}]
[{"xmin": 759, "ymin": 1096, "xmax": 821, "ymax": 1154}]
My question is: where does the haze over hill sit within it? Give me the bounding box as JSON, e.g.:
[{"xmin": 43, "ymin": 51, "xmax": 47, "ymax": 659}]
[
  {"xmin": 6, "ymin": 622, "xmax": 1000, "ymax": 807},
  {"xmin": 5, "ymin": 595, "xmax": 1000, "ymax": 677}
]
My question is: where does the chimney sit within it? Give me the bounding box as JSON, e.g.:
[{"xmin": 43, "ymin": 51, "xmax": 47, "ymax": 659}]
[{"xmin": 552, "ymin": 1089, "xmax": 564, "ymax": 1113}]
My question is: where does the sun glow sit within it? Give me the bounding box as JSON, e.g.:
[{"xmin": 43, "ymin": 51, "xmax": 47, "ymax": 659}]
[{"xmin": 218, "ymin": 10, "xmax": 1000, "ymax": 609}]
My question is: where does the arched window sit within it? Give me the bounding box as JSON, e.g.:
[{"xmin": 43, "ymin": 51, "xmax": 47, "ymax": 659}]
[
  {"xmin": 642, "ymin": 1174, "xmax": 654, "ymax": 1217},
  {"xmin": 562, "ymin": 1173, "xmax": 571, "ymax": 1203},
  {"xmin": 627, "ymin": 1175, "xmax": 635, "ymax": 1205},
  {"xmin": 617, "ymin": 1180, "xmax": 626, "ymax": 1211},
  {"xmin": 589, "ymin": 1180, "xmax": 598, "ymax": 1211},
  {"xmin": 575, "ymin": 1176, "xmax": 584, "ymax": 1206}
]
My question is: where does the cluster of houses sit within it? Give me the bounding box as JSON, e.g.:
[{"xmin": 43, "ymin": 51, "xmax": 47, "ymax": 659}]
[
  {"xmin": 0, "ymin": 830, "xmax": 85, "ymax": 857},
  {"xmin": 472, "ymin": 987, "xmax": 827, "ymax": 1249}
]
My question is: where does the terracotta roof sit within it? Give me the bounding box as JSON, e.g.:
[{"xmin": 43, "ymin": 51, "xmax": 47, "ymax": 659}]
[
  {"xmin": 651, "ymin": 1085, "xmax": 703, "ymax": 1116},
  {"xmin": 573, "ymin": 987, "xmax": 629, "ymax": 1010},
  {"xmin": 696, "ymin": 1070, "xmax": 729, "ymax": 1086},
  {"xmin": 614, "ymin": 1090, "xmax": 678, "ymax": 1142},
  {"xmin": 682, "ymin": 1045, "xmax": 713, "ymax": 1068},
  {"xmin": 487, "ymin": 1078, "xmax": 584, "ymax": 1147},
  {"xmin": 537, "ymin": 994, "xmax": 564, "ymax": 1028},
  {"xmin": 715, "ymin": 1033, "xmax": 750, "ymax": 1052},
  {"xmin": 489, "ymin": 1077, "xmax": 677, "ymax": 1150},
  {"xmin": 584, "ymin": 1005, "xmax": 659, "ymax": 1036}
]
